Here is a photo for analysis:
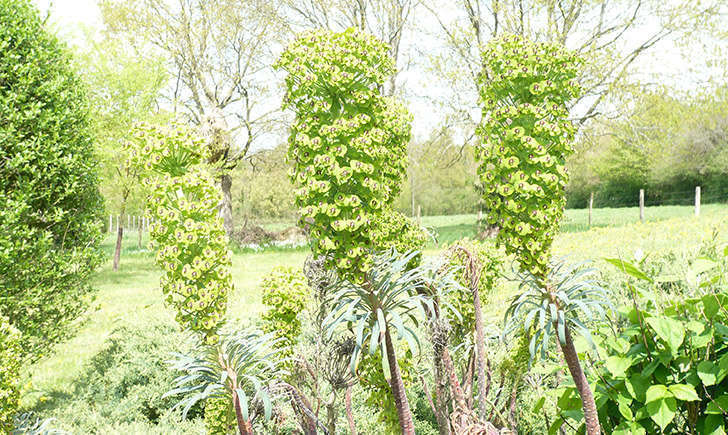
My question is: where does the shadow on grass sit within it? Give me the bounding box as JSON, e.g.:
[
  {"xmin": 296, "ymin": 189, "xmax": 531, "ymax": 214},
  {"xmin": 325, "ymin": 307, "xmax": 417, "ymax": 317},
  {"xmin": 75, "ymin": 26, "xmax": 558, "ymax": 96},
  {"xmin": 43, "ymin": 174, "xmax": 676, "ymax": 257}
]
[{"xmin": 23, "ymin": 389, "xmax": 74, "ymax": 415}]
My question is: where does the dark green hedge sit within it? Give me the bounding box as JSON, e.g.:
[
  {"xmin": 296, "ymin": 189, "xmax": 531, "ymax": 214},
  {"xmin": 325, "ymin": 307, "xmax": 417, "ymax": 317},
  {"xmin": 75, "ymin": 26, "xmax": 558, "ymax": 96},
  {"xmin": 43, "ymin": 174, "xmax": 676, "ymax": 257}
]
[{"xmin": 0, "ymin": 0, "xmax": 105, "ymax": 360}]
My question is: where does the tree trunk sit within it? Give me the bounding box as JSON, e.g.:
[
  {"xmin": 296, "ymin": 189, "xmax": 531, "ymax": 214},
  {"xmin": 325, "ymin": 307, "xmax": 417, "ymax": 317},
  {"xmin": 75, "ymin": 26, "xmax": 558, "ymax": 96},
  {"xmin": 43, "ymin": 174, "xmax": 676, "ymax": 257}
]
[
  {"xmin": 233, "ymin": 390, "xmax": 253, "ymax": 435},
  {"xmin": 560, "ymin": 326, "xmax": 600, "ymax": 435},
  {"xmin": 137, "ymin": 216, "xmax": 143, "ymax": 249},
  {"xmin": 220, "ymin": 173, "xmax": 234, "ymax": 237},
  {"xmin": 384, "ymin": 325, "xmax": 415, "ymax": 434},
  {"xmin": 113, "ymin": 196, "xmax": 128, "ymax": 271},
  {"xmin": 345, "ymin": 384, "xmax": 357, "ymax": 435}
]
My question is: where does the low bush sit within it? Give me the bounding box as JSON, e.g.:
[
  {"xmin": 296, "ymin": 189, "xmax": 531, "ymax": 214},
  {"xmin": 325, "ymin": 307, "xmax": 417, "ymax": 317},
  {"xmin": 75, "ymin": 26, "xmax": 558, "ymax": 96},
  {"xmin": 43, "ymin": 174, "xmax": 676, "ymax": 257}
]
[
  {"xmin": 556, "ymin": 244, "xmax": 728, "ymax": 433},
  {"xmin": 0, "ymin": 313, "xmax": 21, "ymax": 432},
  {"xmin": 29, "ymin": 322, "xmax": 203, "ymax": 433}
]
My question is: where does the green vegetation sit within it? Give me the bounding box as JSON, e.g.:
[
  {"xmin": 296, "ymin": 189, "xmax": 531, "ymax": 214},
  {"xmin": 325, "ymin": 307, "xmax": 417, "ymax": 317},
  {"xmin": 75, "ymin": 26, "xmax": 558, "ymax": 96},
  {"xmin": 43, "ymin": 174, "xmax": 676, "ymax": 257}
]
[
  {"xmin": 0, "ymin": 313, "xmax": 21, "ymax": 431},
  {"xmin": 18, "ymin": 208, "xmax": 727, "ymax": 432},
  {"xmin": 6, "ymin": 2, "xmax": 728, "ymax": 432},
  {"xmin": 0, "ymin": 0, "xmax": 104, "ymax": 361}
]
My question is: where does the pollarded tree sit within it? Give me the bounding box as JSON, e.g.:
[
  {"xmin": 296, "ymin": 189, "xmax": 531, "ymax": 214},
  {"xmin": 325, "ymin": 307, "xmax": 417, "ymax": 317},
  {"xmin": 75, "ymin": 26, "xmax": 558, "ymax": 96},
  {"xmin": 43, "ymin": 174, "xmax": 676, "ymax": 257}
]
[
  {"xmin": 0, "ymin": 0, "xmax": 104, "ymax": 360},
  {"xmin": 476, "ymin": 34, "xmax": 607, "ymax": 435},
  {"xmin": 100, "ymin": 0, "xmax": 286, "ymax": 237},
  {"xmin": 276, "ymin": 28, "xmax": 424, "ymax": 434}
]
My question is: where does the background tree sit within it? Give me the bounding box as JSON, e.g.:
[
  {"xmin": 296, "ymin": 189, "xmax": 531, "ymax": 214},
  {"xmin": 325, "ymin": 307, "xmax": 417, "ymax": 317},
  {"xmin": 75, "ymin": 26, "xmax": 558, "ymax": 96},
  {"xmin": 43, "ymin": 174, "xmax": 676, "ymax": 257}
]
[
  {"xmin": 280, "ymin": 0, "xmax": 419, "ymax": 96},
  {"xmin": 0, "ymin": 0, "xmax": 104, "ymax": 360},
  {"xmin": 567, "ymin": 85, "xmax": 728, "ymax": 207},
  {"xmin": 77, "ymin": 35, "xmax": 168, "ymax": 270},
  {"xmin": 422, "ymin": 0, "xmax": 726, "ymax": 151},
  {"xmin": 100, "ymin": 0, "xmax": 286, "ymax": 236}
]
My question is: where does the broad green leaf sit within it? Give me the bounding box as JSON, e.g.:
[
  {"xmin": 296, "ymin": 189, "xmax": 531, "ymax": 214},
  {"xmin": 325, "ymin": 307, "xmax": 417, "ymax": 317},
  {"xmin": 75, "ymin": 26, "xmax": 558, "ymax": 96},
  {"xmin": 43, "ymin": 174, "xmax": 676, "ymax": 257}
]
[
  {"xmin": 706, "ymin": 395, "xmax": 728, "ymax": 414},
  {"xmin": 698, "ymin": 360, "xmax": 719, "ymax": 386},
  {"xmin": 626, "ymin": 374, "xmax": 650, "ymax": 403},
  {"xmin": 668, "ymin": 384, "xmax": 699, "ymax": 401},
  {"xmin": 617, "ymin": 397, "xmax": 634, "ymax": 420},
  {"xmin": 605, "ymin": 258, "xmax": 653, "ymax": 282},
  {"xmin": 646, "ymin": 317, "xmax": 684, "ymax": 350},
  {"xmin": 605, "ymin": 356, "xmax": 633, "ymax": 378},
  {"xmin": 533, "ymin": 396, "xmax": 546, "ymax": 413},
  {"xmin": 613, "ymin": 421, "xmax": 646, "ymax": 435},
  {"xmin": 703, "ymin": 294, "xmax": 725, "ymax": 320},
  {"xmin": 701, "ymin": 414, "xmax": 727, "ymax": 435},
  {"xmin": 645, "ymin": 385, "xmax": 672, "ymax": 403},
  {"xmin": 646, "ymin": 396, "xmax": 677, "ymax": 431}
]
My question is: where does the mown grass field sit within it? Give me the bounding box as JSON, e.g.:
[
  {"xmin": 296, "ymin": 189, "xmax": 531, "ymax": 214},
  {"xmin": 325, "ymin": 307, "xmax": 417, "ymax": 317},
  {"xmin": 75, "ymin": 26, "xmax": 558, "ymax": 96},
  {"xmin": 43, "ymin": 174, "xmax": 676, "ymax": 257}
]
[{"xmin": 20, "ymin": 203, "xmax": 728, "ymax": 431}]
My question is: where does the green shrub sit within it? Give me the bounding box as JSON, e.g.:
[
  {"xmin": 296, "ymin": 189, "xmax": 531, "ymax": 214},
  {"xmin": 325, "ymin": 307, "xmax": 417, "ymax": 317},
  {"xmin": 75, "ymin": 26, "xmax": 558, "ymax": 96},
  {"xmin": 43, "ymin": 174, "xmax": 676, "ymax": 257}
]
[
  {"xmin": 556, "ymin": 247, "xmax": 728, "ymax": 433},
  {"xmin": 0, "ymin": 313, "xmax": 21, "ymax": 432},
  {"xmin": 30, "ymin": 322, "xmax": 202, "ymax": 433},
  {"xmin": 0, "ymin": 0, "xmax": 104, "ymax": 361}
]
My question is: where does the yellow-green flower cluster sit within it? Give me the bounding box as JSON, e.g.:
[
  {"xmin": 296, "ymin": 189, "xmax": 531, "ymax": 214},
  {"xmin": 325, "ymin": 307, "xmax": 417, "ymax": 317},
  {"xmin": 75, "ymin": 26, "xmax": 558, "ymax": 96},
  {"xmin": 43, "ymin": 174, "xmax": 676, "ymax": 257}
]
[
  {"xmin": 476, "ymin": 34, "xmax": 583, "ymax": 279},
  {"xmin": 0, "ymin": 312, "xmax": 21, "ymax": 432},
  {"xmin": 260, "ymin": 267, "xmax": 310, "ymax": 370},
  {"xmin": 125, "ymin": 122, "xmax": 210, "ymax": 177},
  {"xmin": 276, "ymin": 28, "xmax": 412, "ymax": 282},
  {"xmin": 126, "ymin": 123, "xmax": 231, "ymax": 343},
  {"xmin": 371, "ymin": 208, "xmax": 428, "ymax": 269}
]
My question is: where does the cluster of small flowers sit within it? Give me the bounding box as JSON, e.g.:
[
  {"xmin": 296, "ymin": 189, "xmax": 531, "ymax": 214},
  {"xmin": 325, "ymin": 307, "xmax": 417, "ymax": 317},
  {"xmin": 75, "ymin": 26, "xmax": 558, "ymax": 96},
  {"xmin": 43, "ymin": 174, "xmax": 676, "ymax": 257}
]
[
  {"xmin": 127, "ymin": 123, "xmax": 231, "ymax": 343},
  {"xmin": 277, "ymin": 29, "xmax": 412, "ymax": 282},
  {"xmin": 124, "ymin": 122, "xmax": 209, "ymax": 177},
  {"xmin": 476, "ymin": 34, "xmax": 583, "ymax": 279}
]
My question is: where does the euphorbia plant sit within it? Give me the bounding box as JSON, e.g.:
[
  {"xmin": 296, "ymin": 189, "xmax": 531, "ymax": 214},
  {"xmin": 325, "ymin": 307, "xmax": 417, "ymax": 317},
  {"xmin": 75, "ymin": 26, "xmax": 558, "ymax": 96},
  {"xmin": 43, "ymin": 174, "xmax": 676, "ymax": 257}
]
[
  {"xmin": 277, "ymin": 28, "xmax": 422, "ymax": 434},
  {"xmin": 126, "ymin": 122, "xmax": 232, "ymax": 342},
  {"xmin": 476, "ymin": 34, "xmax": 605, "ymax": 435},
  {"xmin": 275, "ymin": 27, "xmax": 411, "ymax": 284}
]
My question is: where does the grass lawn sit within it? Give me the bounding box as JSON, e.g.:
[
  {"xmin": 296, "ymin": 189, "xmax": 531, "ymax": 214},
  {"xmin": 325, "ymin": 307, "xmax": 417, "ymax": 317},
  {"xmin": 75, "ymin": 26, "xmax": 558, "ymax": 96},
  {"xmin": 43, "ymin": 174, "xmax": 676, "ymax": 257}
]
[{"xmin": 20, "ymin": 203, "xmax": 728, "ymax": 430}]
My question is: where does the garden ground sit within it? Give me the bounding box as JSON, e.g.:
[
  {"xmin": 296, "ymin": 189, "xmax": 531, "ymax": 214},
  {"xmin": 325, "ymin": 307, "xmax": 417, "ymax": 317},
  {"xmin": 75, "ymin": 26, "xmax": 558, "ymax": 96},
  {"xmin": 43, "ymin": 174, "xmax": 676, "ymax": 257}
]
[{"xmin": 20, "ymin": 203, "xmax": 728, "ymax": 432}]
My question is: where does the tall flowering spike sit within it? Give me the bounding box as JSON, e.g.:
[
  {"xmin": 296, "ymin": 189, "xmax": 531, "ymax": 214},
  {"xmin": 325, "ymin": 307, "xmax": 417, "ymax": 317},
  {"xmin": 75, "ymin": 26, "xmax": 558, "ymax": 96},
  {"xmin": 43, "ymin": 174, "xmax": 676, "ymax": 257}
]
[
  {"xmin": 126, "ymin": 123, "xmax": 231, "ymax": 343},
  {"xmin": 276, "ymin": 28, "xmax": 412, "ymax": 282},
  {"xmin": 476, "ymin": 34, "xmax": 583, "ymax": 280}
]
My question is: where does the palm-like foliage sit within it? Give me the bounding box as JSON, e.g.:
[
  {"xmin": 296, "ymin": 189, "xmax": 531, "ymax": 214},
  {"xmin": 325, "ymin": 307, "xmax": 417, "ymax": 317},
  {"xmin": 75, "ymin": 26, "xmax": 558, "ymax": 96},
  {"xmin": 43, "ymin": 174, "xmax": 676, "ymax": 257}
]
[
  {"xmin": 164, "ymin": 331, "xmax": 284, "ymax": 434},
  {"xmin": 324, "ymin": 249, "xmax": 429, "ymax": 370},
  {"xmin": 504, "ymin": 261, "xmax": 611, "ymax": 435},
  {"xmin": 504, "ymin": 261, "xmax": 611, "ymax": 360},
  {"xmin": 324, "ymin": 248, "xmax": 463, "ymax": 434}
]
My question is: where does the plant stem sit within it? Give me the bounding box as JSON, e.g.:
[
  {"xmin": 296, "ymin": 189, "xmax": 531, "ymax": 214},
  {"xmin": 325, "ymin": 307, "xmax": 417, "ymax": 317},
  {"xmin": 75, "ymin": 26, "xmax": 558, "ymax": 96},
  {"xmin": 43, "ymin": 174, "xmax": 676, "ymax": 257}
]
[
  {"xmin": 345, "ymin": 384, "xmax": 357, "ymax": 435},
  {"xmin": 232, "ymin": 389, "xmax": 253, "ymax": 435},
  {"xmin": 559, "ymin": 325, "xmax": 600, "ymax": 435},
  {"xmin": 384, "ymin": 324, "xmax": 416, "ymax": 434}
]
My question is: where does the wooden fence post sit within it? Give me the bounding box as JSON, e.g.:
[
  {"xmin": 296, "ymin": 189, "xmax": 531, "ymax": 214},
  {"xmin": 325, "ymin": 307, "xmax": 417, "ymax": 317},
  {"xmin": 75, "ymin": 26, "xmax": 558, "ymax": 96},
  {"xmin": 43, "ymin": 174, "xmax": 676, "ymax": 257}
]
[
  {"xmin": 109, "ymin": 214, "xmax": 113, "ymax": 234},
  {"xmin": 695, "ymin": 186, "xmax": 701, "ymax": 217},
  {"xmin": 639, "ymin": 189, "xmax": 645, "ymax": 223},
  {"xmin": 588, "ymin": 192, "xmax": 594, "ymax": 228}
]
